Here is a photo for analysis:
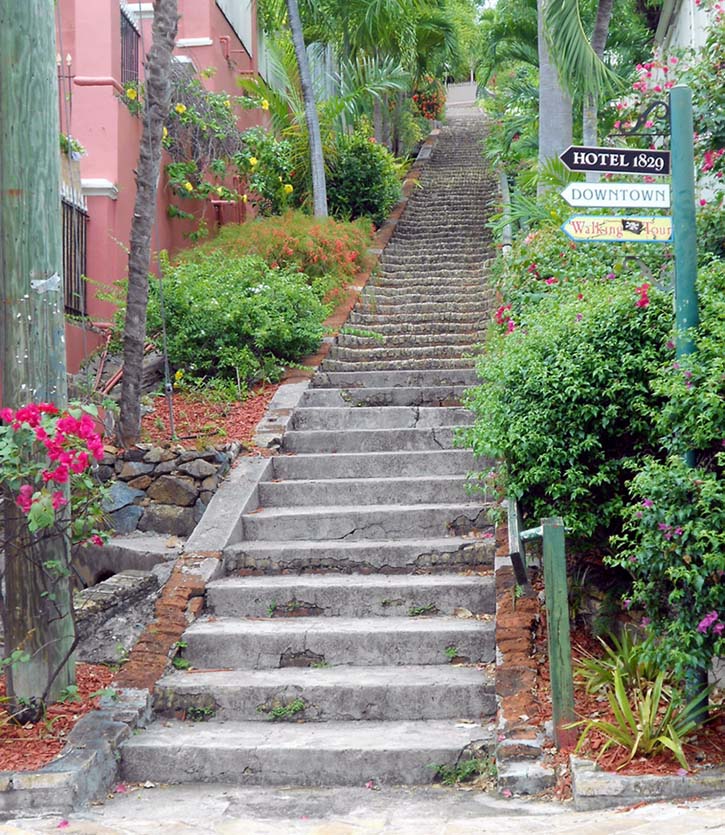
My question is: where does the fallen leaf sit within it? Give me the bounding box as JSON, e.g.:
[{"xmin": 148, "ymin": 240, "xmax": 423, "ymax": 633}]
[{"xmin": 453, "ymin": 607, "xmax": 474, "ymax": 619}]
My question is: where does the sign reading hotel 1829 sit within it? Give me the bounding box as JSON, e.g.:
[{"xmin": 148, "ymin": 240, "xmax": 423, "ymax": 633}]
[{"xmin": 559, "ymin": 145, "xmax": 671, "ymax": 176}]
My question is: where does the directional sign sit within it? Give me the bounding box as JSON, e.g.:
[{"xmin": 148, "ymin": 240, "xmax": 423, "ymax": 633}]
[
  {"xmin": 559, "ymin": 145, "xmax": 670, "ymax": 176},
  {"xmin": 561, "ymin": 182, "xmax": 671, "ymax": 209},
  {"xmin": 561, "ymin": 215, "xmax": 673, "ymax": 243}
]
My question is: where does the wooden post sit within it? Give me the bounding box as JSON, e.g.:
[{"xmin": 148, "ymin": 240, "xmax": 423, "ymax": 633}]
[
  {"xmin": 541, "ymin": 517, "xmax": 576, "ymax": 747},
  {"xmin": 0, "ymin": 0, "xmax": 76, "ymax": 710}
]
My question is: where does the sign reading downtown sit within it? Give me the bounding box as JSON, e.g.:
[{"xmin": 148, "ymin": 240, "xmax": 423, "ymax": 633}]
[
  {"xmin": 560, "ymin": 182, "xmax": 671, "ymax": 209},
  {"xmin": 559, "ymin": 145, "xmax": 670, "ymax": 175},
  {"xmin": 561, "ymin": 215, "xmax": 673, "ymax": 243}
]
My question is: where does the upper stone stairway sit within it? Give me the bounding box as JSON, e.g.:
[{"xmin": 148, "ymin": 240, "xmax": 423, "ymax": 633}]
[{"xmin": 121, "ymin": 107, "xmax": 499, "ymax": 788}]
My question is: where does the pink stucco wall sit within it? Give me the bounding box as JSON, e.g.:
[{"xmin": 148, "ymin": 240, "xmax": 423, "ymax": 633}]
[{"xmin": 58, "ymin": 0, "xmax": 266, "ymax": 373}]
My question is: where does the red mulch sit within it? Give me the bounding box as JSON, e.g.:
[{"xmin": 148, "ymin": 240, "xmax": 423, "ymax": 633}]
[
  {"xmin": 140, "ymin": 385, "xmax": 279, "ymax": 448},
  {"xmin": 0, "ymin": 664, "xmax": 114, "ymax": 772}
]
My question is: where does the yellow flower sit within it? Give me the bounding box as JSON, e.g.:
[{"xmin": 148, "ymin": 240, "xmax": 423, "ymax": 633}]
[
  {"xmin": 175, "ymin": 103, "xmax": 187, "ymax": 115},
  {"xmin": 261, "ymin": 99, "xmax": 270, "ymax": 111},
  {"xmin": 242, "ymin": 194, "xmax": 248, "ymax": 203},
  {"xmin": 283, "ymin": 183, "xmax": 294, "ymax": 195},
  {"xmin": 162, "ymin": 126, "xmax": 168, "ymax": 139},
  {"xmin": 249, "ymin": 156, "xmax": 258, "ymax": 168},
  {"xmin": 174, "ymin": 369, "xmax": 184, "ymax": 381},
  {"xmin": 126, "ymin": 87, "xmax": 137, "ymax": 101},
  {"xmin": 216, "ymin": 186, "xmax": 224, "ymax": 196},
  {"xmin": 224, "ymin": 99, "xmax": 231, "ymax": 108},
  {"xmin": 183, "ymin": 181, "xmax": 194, "ymax": 192}
]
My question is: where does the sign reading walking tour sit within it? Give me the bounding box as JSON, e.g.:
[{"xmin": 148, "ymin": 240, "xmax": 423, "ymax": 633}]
[{"xmin": 561, "ymin": 215, "xmax": 673, "ymax": 243}]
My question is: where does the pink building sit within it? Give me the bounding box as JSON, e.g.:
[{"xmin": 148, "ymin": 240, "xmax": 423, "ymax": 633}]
[{"xmin": 56, "ymin": 0, "xmax": 267, "ymax": 372}]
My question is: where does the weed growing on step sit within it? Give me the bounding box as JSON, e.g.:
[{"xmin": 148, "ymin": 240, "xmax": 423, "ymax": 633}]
[
  {"xmin": 267, "ymin": 601, "xmax": 278, "ymax": 617},
  {"xmin": 186, "ymin": 705, "xmax": 216, "ymax": 722},
  {"xmin": 340, "ymin": 326, "xmax": 385, "ymax": 343},
  {"xmin": 257, "ymin": 697, "xmax": 307, "ymax": 720},
  {"xmin": 408, "ymin": 604, "xmax": 438, "ymax": 617},
  {"xmin": 311, "ymin": 661, "xmax": 330, "ymax": 669},
  {"xmin": 430, "ymin": 754, "xmax": 498, "ymax": 786},
  {"xmin": 444, "ymin": 645, "xmax": 460, "ymax": 661},
  {"xmin": 172, "ymin": 657, "xmax": 191, "ymax": 670}
]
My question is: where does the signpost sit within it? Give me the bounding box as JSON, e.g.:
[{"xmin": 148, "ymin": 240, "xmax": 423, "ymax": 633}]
[
  {"xmin": 561, "ymin": 215, "xmax": 673, "ymax": 243},
  {"xmin": 559, "ymin": 144, "xmax": 670, "ymax": 175},
  {"xmin": 560, "ymin": 182, "xmax": 671, "ymax": 209}
]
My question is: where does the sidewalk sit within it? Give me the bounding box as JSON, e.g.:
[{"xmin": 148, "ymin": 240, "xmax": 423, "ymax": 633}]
[{"xmin": 3, "ymin": 785, "xmax": 724, "ymax": 834}]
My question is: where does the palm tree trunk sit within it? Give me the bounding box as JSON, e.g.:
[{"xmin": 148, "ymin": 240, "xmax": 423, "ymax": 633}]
[
  {"xmin": 583, "ymin": 0, "xmax": 614, "ymax": 181},
  {"xmin": 286, "ymin": 0, "xmax": 328, "ymax": 217},
  {"xmin": 118, "ymin": 0, "xmax": 178, "ymax": 445},
  {"xmin": 537, "ymin": 0, "xmax": 572, "ymax": 192}
]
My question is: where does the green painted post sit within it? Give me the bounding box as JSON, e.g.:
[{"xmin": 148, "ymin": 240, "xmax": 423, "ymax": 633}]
[
  {"xmin": 541, "ymin": 517, "xmax": 576, "ymax": 748},
  {"xmin": 0, "ymin": 0, "xmax": 76, "ymax": 710}
]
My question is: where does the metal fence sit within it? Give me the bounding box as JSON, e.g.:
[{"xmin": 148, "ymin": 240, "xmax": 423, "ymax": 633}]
[
  {"xmin": 120, "ymin": 7, "xmax": 140, "ymax": 85},
  {"xmin": 61, "ymin": 196, "xmax": 88, "ymax": 317}
]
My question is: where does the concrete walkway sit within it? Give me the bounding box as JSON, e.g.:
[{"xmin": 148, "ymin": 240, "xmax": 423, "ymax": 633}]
[{"xmin": 4, "ymin": 785, "xmax": 724, "ymax": 834}]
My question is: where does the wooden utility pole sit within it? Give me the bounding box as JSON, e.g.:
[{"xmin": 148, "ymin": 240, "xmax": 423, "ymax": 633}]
[{"xmin": 0, "ymin": 0, "xmax": 76, "ymax": 711}]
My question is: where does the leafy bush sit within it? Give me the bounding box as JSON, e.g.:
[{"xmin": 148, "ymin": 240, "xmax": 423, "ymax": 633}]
[
  {"xmin": 327, "ymin": 125, "xmax": 402, "ymax": 226},
  {"xmin": 235, "ymin": 127, "xmax": 297, "ymax": 216},
  {"xmin": 188, "ymin": 211, "xmax": 372, "ymax": 290},
  {"xmin": 464, "ymin": 279, "xmax": 671, "ymax": 544},
  {"xmin": 148, "ymin": 252, "xmax": 329, "ymax": 384}
]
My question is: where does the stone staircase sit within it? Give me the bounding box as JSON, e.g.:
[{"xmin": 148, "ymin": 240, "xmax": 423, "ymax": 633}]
[{"xmin": 121, "ymin": 109, "xmax": 499, "ymax": 788}]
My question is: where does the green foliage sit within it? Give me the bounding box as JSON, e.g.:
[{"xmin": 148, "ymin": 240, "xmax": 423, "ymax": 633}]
[
  {"xmin": 408, "ymin": 604, "xmax": 438, "ymax": 616},
  {"xmin": 236, "ymin": 128, "xmax": 297, "ymax": 215},
  {"xmin": 575, "ymin": 630, "xmax": 663, "ymax": 695},
  {"xmin": 571, "ymin": 668, "xmax": 708, "ymax": 771},
  {"xmin": 464, "ymin": 279, "xmax": 671, "ymax": 545},
  {"xmin": 172, "ymin": 657, "xmax": 191, "ymax": 670},
  {"xmin": 148, "ymin": 252, "xmax": 330, "ymax": 385},
  {"xmin": 327, "ymin": 124, "xmax": 402, "ymax": 225},
  {"xmin": 431, "ymin": 754, "xmax": 497, "ymax": 785},
  {"xmin": 444, "ymin": 645, "xmax": 460, "ymax": 660},
  {"xmin": 58, "ymin": 685, "xmax": 81, "ymax": 704},
  {"xmin": 258, "ymin": 697, "xmax": 307, "ymax": 720},
  {"xmin": 186, "ymin": 705, "xmax": 216, "ymax": 722}
]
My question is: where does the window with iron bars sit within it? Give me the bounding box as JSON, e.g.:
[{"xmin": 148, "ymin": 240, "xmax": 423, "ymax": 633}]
[
  {"xmin": 120, "ymin": 7, "xmax": 140, "ymax": 85},
  {"xmin": 61, "ymin": 197, "xmax": 89, "ymax": 317}
]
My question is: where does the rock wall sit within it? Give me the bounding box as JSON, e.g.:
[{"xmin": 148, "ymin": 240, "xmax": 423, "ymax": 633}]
[{"xmin": 99, "ymin": 443, "xmax": 241, "ymax": 537}]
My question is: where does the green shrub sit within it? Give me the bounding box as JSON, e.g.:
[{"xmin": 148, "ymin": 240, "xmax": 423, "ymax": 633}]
[
  {"xmin": 236, "ymin": 127, "xmax": 297, "ymax": 215},
  {"xmin": 327, "ymin": 125, "xmax": 401, "ymax": 226},
  {"xmin": 148, "ymin": 252, "xmax": 328, "ymax": 383},
  {"xmin": 464, "ymin": 279, "xmax": 671, "ymax": 544}
]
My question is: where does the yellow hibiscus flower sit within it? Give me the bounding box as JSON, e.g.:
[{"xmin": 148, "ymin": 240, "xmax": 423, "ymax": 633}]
[
  {"xmin": 283, "ymin": 183, "xmax": 294, "ymax": 195},
  {"xmin": 126, "ymin": 87, "xmax": 137, "ymax": 101},
  {"xmin": 183, "ymin": 181, "xmax": 194, "ymax": 192},
  {"xmin": 174, "ymin": 103, "xmax": 187, "ymax": 115}
]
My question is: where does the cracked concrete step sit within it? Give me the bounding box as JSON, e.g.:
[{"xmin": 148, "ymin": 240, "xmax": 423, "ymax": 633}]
[
  {"xmin": 257, "ymin": 475, "xmax": 479, "ymax": 508},
  {"xmin": 356, "ymin": 301, "xmax": 489, "ymax": 316},
  {"xmin": 290, "ymin": 406, "xmax": 473, "ymax": 431},
  {"xmin": 340, "ymin": 320, "xmax": 481, "ymax": 337},
  {"xmin": 121, "ymin": 719, "xmax": 494, "ymax": 787},
  {"xmin": 154, "ymin": 665, "xmax": 496, "ymax": 722},
  {"xmin": 321, "ymin": 358, "xmax": 475, "ymax": 373},
  {"xmin": 281, "ymin": 426, "xmax": 465, "ymax": 454},
  {"xmin": 182, "ymin": 616, "xmax": 495, "ymax": 669},
  {"xmin": 327, "ymin": 346, "xmax": 479, "ymax": 363},
  {"xmin": 312, "ymin": 369, "xmax": 478, "ymax": 388},
  {"xmin": 348, "ymin": 311, "xmax": 486, "ymax": 327},
  {"xmin": 223, "ymin": 536, "xmax": 494, "ymax": 574},
  {"xmin": 241, "ymin": 503, "xmax": 491, "ymax": 541},
  {"xmin": 207, "ymin": 573, "xmax": 495, "ymax": 619},
  {"xmin": 299, "ymin": 385, "xmax": 469, "ymax": 408},
  {"xmin": 336, "ymin": 333, "xmax": 477, "ymax": 350},
  {"xmin": 272, "ymin": 450, "xmax": 478, "ymax": 480}
]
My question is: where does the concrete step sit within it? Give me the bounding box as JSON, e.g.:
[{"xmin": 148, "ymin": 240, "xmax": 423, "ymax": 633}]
[
  {"xmin": 327, "ymin": 346, "xmax": 478, "ymax": 363},
  {"xmin": 336, "ymin": 333, "xmax": 477, "ymax": 349},
  {"xmin": 222, "ymin": 536, "xmax": 495, "ymax": 574},
  {"xmin": 272, "ymin": 449, "xmax": 478, "ymax": 480},
  {"xmin": 121, "ymin": 719, "xmax": 494, "ymax": 787},
  {"xmin": 207, "ymin": 573, "xmax": 495, "ymax": 618},
  {"xmin": 298, "ymin": 386, "xmax": 469, "ymax": 408},
  {"xmin": 312, "ymin": 369, "xmax": 478, "ymax": 389},
  {"xmin": 321, "ymin": 358, "xmax": 475, "ymax": 373},
  {"xmin": 290, "ymin": 406, "xmax": 473, "ymax": 431},
  {"xmin": 154, "ymin": 665, "xmax": 496, "ymax": 722},
  {"xmin": 257, "ymin": 475, "xmax": 476, "ymax": 508},
  {"xmin": 241, "ymin": 502, "xmax": 490, "ymax": 541},
  {"xmin": 355, "ymin": 301, "xmax": 489, "ymax": 316},
  {"xmin": 348, "ymin": 311, "xmax": 486, "ymax": 327},
  {"xmin": 280, "ymin": 426, "xmax": 464, "ymax": 453},
  {"xmin": 182, "ymin": 616, "xmax": 495, "ymax": 668}
]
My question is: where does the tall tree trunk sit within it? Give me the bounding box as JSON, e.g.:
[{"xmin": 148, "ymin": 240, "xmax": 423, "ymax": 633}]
[
  {"xmin": 0, "ymin": 0, "xmax": 75, "ymax": 716},
  {"xmin": 286, "ymin": 0, "xmax": 328, "ymax": 217},
  {"xmin": 537, "ymin": 0, "xmax": 572, "ymax": 193},
  {"xmin": 583, "ymin": 0, "xmax": 614, "ymax": 181},
  {"xmin": 373, "ymin": 97, "xmax": 384, "ymax": 143},
  {"xmin": 117, "ymin": 0, "xmax": 178, "ymax": 446}
]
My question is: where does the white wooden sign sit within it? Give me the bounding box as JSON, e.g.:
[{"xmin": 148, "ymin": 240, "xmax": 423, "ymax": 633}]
[{"xmin": 560, "ymin": 183, "xmax": 671, "ymax": 209}]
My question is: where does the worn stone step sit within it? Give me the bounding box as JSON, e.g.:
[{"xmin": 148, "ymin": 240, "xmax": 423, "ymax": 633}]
[
  {"xmin": 207, "ymin": 573, "xmax": 495, "ymax": 618},
  {"xmin": 336, "ymin": 333, "xmax": 477, "ymax": 350},
  {"xmin": 222, "ymin": 536, "xmax": 494, "ymax": 574},
  {"xmin": 182, "ymin": 616, "xmax": 495, "ymax": 669},
  {"xmin": 321, "ymin": 358, "xmax": 475, "ymax": 373},
  {"xmin": 290, "ymin": 406, "xmax": 473, "ymax": 431},
  {"xmin": 299, "ymin": 385, "xmax": 469, "ymax": 408},
  {"xmin": 312, "ymin": 369, "xmax": 478, "ymax": 388},
  {"xmin": 348, "ymin": 311, "xmax": 486, "ymax": 327},
  {"xmin": 327, "ymin": 346, "xmax": 478, "ymax": 363},
  {"xmin": 281, "ymin": 426, "xmax": 464, "ymax": 454},
  {"xmin": 241, "ymin": 502, "xmax": 490, "ymax": 542},
  {"xmin": 154, "ymin": 665, "xmax": 496, "ymax": 722},
  {"xmin": 258, "ymin": 475, "xmax": 476, "ymax": 508},
  {"xmin": 272, "ymin": 449, "xmax": 477, "ymax": 480},
  {"xmin": 121, "ymin": 719, "xmax": 494, "ymax": 787}
]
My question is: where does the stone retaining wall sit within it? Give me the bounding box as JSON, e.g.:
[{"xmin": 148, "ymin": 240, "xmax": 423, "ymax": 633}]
[{"xmin": 99, "ymin": 442, "xmax": 241, "ymax": 537}]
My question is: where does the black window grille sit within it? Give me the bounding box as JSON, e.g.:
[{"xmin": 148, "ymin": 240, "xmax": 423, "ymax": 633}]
[
  {"xmin": 61, "ymin": 197, "xmax": 88, "ymax": 317},
  {"xmin": 120, "ymin": 8, "xmax": 140, "ymax": 85}
]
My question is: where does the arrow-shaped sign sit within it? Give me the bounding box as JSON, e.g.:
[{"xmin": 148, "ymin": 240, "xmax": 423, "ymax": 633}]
[
  {"xmin": 561, "ymin": 215, "xmax": 673, "ymax": 243},
  {"xmin": 560, "ymin": 182, "xmax": 671, "ymax": 209},
  {"xmin": 559, "ymin": 145, "xmax": 670, "ymax": 176}
]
